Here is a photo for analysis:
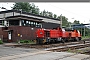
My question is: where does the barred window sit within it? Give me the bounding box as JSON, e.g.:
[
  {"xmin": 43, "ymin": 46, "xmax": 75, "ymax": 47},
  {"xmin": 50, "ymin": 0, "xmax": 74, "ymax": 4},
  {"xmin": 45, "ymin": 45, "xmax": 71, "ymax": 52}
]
[
  {"xmin": 0, "ymin": 20, "xmax": 4, "ymax": 25},
  {"xmin": 21, "ymin": 20, "xmax": 42, "ymax": 28}
]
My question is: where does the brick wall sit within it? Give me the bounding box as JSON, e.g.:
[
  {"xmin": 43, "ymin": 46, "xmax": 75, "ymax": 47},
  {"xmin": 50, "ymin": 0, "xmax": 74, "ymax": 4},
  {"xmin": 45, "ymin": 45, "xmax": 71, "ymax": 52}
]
[{"xmin": 8, "ymin": 26, "xmax": 40, "ymax": 42}]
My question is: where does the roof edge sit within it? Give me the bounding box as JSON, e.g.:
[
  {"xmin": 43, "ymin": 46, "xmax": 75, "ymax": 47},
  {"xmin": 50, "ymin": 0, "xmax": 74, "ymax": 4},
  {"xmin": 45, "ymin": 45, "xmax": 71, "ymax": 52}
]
[{"xmin": 0, "ymin": 10, "xmax": 60, "ymax": 21}]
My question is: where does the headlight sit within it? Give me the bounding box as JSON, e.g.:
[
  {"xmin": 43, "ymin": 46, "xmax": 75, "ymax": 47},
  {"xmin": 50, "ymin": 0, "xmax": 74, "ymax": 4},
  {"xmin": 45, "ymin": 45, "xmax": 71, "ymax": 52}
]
[
  {"xmin": 40, "ymin": 32, "xmax": 42, "ymax": 34},
  {"xmin": 48, "ymin": 37, "xmax": 50, "ymax": 39}
]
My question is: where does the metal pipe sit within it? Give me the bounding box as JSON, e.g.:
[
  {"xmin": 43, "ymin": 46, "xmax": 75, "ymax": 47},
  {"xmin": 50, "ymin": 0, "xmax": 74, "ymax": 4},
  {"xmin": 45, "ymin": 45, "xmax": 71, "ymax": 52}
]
[
  {"xmin": 60, "ymin": 14, "xmax": 62, "ymax": 28},
  {"xmin": 83, "ymin": 20, "xmax": 85, "ymax": 37}
]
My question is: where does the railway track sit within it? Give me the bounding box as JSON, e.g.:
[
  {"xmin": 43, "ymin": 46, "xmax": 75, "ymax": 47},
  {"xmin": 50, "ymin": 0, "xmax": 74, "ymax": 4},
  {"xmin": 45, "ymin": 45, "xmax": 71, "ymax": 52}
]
[
  {"xmin": 45, "ymin": 43, "xmax": 90, "ymax": 52},
  {"xmin": 4, "ymin": 38, "xmax": 90, "ymax": 52},
  {"xmin": 44, "ymin": 40, "xmax": 90, "ymax": 52},
  {"xmin": 13, "ymin": 41, "xmax": 83, "ymax": 48},
  {"xmin": 5, "ymin": 39, "xmax": 90, "ymax": 49}
]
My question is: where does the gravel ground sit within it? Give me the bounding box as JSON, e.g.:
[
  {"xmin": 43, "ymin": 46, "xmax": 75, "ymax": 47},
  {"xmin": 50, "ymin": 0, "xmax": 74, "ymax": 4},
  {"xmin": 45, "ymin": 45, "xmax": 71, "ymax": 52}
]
[
  {"xmin": 65, "ymin": 47, "xmax": 90, "ymax": 55},
  {"xmin": 0, "ymin": 43, "xmax": 90, "ymax": 60},
  {"xmin": 0, "ymin": 45, "xmax": 41, "ymax": 57}
]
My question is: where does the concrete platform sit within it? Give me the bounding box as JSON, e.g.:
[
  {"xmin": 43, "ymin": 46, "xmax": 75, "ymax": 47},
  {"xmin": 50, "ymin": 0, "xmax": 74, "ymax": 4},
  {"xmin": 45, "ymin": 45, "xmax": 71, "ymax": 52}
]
[
  {"xmin": 0, "ymin": 51, "xmax": 90, "ymax": 60},
  {"xmin": 3, "ymin": 43, "xmax": 22, "ymax": 46},
  {"xmin": 0, "ymin": 45, "xmax": 40, "ymax": 57}
]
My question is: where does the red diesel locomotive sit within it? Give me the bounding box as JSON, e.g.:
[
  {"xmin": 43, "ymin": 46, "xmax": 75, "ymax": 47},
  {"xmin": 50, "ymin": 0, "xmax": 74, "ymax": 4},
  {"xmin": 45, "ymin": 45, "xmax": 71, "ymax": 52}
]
[{"xmin": 35, "ymin": 27, "xmax": 81, "ymax": 44}]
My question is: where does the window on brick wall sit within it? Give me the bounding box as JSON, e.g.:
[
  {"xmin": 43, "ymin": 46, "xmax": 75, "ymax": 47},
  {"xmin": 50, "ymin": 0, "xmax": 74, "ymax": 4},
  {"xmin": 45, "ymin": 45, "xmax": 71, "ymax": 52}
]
[
  {"xmin": 0, "ymin": 20, "xmax": 4, "ymax": 25},
  {"xmin": 21, "ymin": 20, "xmax": 41, "ymax": 28},
  {"xmin": 9, "ymin": 20, "xmax": 19, "ymax": 26}
]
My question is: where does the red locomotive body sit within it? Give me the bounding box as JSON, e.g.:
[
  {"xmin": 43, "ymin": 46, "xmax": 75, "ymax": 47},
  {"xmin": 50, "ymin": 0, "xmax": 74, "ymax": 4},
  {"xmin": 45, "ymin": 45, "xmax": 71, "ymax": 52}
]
[
  {"xmin": 35, "ymin": 27, "xmax": 81, "ymax": 44},
  {"xmin": 74, "ymin": 30, "xmax": 81, "ymax": 41},
  {"xmin": 65, "ymin": 29, "xmax": 81, "ymax": 41},
  {"xmin": 36, "ymin": 29, "xmax": 44, "ymax": 38},
  {"xmin": 49, "ymin": 27, "xmax": 62, "ymax": 43},
  {"xmin": 50, "ymin": 28, "xmax": 62, "ymax": 38},
  {"xmin": 50, "ymin": 30, "xmax": 60, "ymax": 38},
  {"xmin": 62, "ymin": 29, "xmax": 69, "ymax": 41},
  {"xmin": 36, "ymin": 28, "xmax": 50, "ymax": 44}
]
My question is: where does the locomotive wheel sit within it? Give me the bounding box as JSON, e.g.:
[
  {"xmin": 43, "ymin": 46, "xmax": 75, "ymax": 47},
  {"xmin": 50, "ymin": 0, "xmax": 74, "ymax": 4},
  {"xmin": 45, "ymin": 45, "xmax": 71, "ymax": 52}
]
[
  {"xmin": 76, "ymin": 37, "xmax": 79, "ymax": 41},
  {"xmin": 61, "ymin": 39, "xmax": 65, "ymax": 44},
  {"xmin": 79, "ymin": 37, "xmax": 81, "ymax": 41},
  {"xmin": 64, "ymin": 38, "xmax": 67, "ymax": 42},
  {"xmin": 66, "ymin": 38, "xmax": 70, "ymax": 42},
  {"xmin": 36, "ymin": 39, "xmax": 43, "ymax": 44}
]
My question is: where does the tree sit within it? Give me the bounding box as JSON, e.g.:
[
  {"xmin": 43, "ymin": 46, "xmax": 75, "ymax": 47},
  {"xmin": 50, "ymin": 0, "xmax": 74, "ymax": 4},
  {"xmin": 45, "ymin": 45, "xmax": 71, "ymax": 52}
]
[
  {"xmin": 12, "ymin": 2, "xmax": 32, "ymax": 12},
  {"xmin": 67, "ymin": 22, "xmax": 72, "ymax": 27},
  {"xmin": 48, "ymin": 12, "xmax": 53, "ymax": 18},
  {"xmin": 39, "ymin": 10, "xmax": 49, "ymax": 16},
  {"xmin": 12, "ymin": 2, "xmax": 40, "ymax": 15},
  {"xmin": 57, "ymin": 15, "xmax": 69, "ymax": 27},
  {"xmin": 53, "ymin": 14, "xmax": 57, "ymax": 18},
  {"xmin": 40, "ymin": 11, "xmax": 43, "ymax": 16},
  {"xmin": 30, "ymin": 3, "xmax": 40, "ymax": 14},
  {"xmin": 73, "ymin": 20, "xmax": 80, "ymax": 24}
]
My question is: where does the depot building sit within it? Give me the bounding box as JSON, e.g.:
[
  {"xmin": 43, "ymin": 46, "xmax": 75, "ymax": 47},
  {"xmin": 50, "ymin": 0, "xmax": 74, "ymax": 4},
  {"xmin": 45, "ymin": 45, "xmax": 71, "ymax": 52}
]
[{"xmin": 0, "ymin": 10, "xmax": 61, "ymax": 42}]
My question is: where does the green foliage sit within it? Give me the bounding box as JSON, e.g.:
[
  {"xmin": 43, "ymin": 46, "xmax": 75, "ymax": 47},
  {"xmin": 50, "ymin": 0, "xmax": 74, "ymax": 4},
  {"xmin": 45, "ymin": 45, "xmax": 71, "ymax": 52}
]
[
  {"xmin": 57, "ymin": 15, "xmax": 69, "ymax": 27},
  {"xmin": 0, "ymin": 39, "xmax": 3, "ymax": 44},
  {"xmin": 12, "ymin": 2, "xmax": 31, "ymax": 12},
  {"xmin": 40, "ymin": 10, "xmax": 54, "ymax": 18},
  {"xmin": 40, "ymin": 11, "xmax": 43, "ymax": 16},
  {"xmin": 48, "ymin": 12, "xmax": 53, "ymax": 18},
  {"xmin": 73, "ymin": 20, "xmax": 80, "ymax": 24},
  {"xmin": 85, "ymin": 28, "xmax": 90, "ymax": 36},
  {"xmin": 62, "ymin": 16, "xmax": 68, "ymax": 27},
  {"xmin": 18, "ymin": 40, "xmax": 34, "ymax": 44},
  {"xmin": 67, "ymin": 49, "xmax": 71, "ymax": 52},
  {"xmin": 82, "ymin": 36, "xmax": 90, "ymax": 40},
  {"xmin": 12, "ymin": 2, "xmax": 40, "ymax": 15},
  {"xmin": 42, "ymin": 10, "xmax": 46, "ymax": 16},
  {"xmin": 30, "ymin": 3, "xmax": 40, "ymax": 14},
  {"xmin": 53, "ymin": 14, "xmax": 57, "ymax": 18}
]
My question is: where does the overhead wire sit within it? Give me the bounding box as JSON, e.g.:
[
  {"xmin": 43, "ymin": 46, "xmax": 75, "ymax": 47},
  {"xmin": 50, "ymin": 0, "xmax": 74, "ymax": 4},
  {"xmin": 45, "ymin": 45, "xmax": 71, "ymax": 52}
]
[{"xmin": 48, "ymin": 4, "xmax": 90, "ymax": 20}]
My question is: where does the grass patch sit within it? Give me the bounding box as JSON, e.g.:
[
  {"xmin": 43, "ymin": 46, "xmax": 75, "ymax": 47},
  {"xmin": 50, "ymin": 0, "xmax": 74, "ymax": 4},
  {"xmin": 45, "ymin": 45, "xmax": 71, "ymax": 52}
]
[
  {"xmin": 82, "ymin": 36, "xmax": 90, "ymax": 40},
  {"xmin": 67, "ymin": 49, "xmax": 83, "ymax": 54},
  {"xmin": 67, "ymin": 49, "xmax": 72, "ymax": 52},
  {"xmin": 18, "ymin": 40, "xmax": 35, "ymax": 44},
  {"xmin": 0, "ymin": 40, "xmax": 3, "ymax": 44}
]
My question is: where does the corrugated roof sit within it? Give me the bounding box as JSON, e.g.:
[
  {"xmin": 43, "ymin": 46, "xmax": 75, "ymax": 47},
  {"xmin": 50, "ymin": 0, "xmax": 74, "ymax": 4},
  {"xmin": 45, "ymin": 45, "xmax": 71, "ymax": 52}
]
[
  {"xmin": 0, "ymin": 10, "xmax": 60, "ymax": 21},
  {"xmin": 5, "ymin": 15, "xmax": 44, "ymax": 23}
]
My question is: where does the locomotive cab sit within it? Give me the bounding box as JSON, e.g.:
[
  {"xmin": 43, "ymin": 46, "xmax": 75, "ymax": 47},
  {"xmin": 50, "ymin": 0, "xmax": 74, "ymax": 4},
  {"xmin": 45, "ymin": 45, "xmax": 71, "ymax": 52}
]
[{"xmin": 36, "ymin": 29, "xmax": 50, "ymax": 44}]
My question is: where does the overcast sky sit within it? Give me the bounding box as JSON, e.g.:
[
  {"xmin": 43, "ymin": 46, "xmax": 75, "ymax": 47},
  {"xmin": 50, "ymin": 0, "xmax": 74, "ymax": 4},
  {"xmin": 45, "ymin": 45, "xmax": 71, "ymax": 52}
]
[{"xmin": 0, "ymin": 2, "xmax": 90, "ymax": 24}]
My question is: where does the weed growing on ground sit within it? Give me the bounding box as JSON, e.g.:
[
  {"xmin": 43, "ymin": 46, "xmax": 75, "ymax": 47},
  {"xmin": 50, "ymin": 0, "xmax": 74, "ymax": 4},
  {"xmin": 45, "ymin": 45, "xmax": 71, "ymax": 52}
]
[
  {"xmin": 18, "ymin": 40, "xmax": 35, "ymax": 44},
  {"xmin": 0, "ymin": 39, "xmax": 3, "ymax": 44}
]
